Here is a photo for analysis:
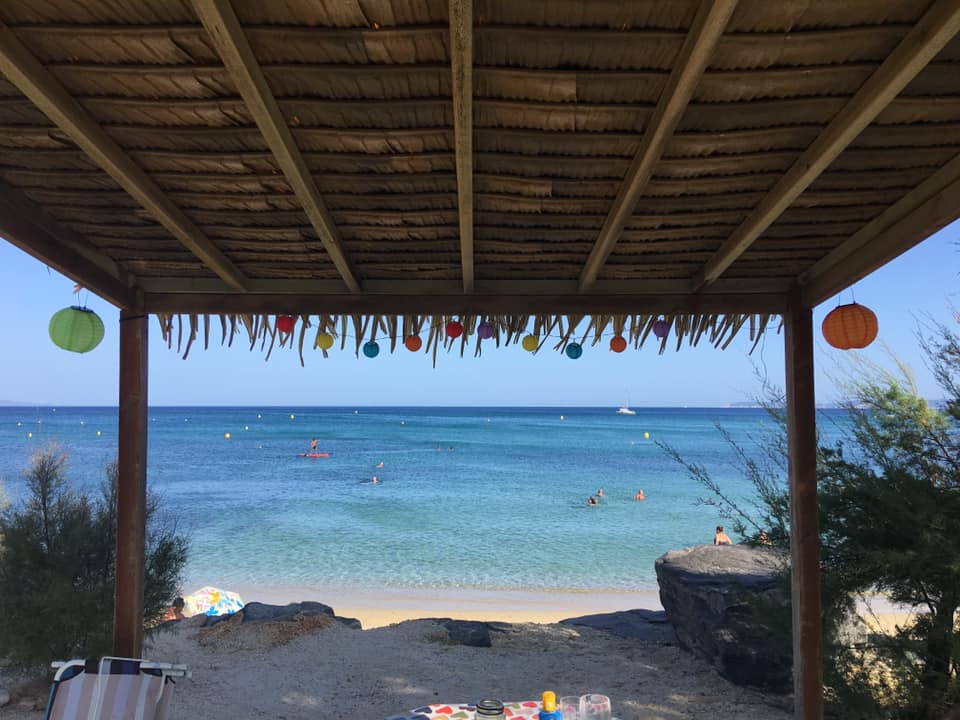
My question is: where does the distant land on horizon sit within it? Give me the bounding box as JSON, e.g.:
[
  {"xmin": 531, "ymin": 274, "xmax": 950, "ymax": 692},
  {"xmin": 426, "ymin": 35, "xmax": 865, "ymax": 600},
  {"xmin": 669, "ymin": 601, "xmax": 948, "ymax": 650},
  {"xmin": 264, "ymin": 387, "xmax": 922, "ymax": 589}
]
[{"xmin": 0, "ymin": 401, "xmax": 852, "ymax": 410}]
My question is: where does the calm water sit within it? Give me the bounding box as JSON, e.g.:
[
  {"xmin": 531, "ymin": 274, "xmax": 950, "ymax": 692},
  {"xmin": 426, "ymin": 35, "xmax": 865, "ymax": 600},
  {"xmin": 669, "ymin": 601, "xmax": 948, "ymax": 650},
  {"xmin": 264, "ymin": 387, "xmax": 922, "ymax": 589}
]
[{"xmin": 0, "ymin": 406, "xmax": 847, "ymax": 592}]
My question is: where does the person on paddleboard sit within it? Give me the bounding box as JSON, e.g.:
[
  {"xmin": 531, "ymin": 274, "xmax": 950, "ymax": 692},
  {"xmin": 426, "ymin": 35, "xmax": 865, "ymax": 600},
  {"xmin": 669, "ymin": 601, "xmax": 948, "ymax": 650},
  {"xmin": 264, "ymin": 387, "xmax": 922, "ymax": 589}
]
[{"xmin": 310, "ymin": 438, "xmax": 318, "ymax": 454}]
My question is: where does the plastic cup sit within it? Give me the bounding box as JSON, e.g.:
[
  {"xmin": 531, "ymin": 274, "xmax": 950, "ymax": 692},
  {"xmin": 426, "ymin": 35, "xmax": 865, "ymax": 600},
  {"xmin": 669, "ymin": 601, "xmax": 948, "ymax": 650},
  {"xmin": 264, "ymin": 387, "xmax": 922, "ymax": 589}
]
[
  {"xmin": 579, "ymin": 694, "xmax": 611, "ymax": 720},
  {"xmin": 559, "ymin": 696, "xmax": 580, "ymax": 720}
]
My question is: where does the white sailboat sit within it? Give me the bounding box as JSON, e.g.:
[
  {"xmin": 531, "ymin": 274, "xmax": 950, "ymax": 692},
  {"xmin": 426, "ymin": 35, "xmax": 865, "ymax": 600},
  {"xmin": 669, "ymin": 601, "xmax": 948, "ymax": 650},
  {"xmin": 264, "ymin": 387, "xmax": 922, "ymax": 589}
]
[{"xmin": 616, "ymin": 395, "xmax": 636, "ymax": 415}]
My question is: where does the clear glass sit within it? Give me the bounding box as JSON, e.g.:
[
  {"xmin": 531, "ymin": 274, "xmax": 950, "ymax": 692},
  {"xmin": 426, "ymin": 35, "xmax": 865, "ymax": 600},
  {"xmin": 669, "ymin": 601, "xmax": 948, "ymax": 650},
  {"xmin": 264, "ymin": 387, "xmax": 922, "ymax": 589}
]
[
  {"xmin": 579, "ymin": 694, "xmax": 611, "ymax": 720},
  {"xmin": 559, "ymin": 696, "xmax": 580, "ymax": 720}
]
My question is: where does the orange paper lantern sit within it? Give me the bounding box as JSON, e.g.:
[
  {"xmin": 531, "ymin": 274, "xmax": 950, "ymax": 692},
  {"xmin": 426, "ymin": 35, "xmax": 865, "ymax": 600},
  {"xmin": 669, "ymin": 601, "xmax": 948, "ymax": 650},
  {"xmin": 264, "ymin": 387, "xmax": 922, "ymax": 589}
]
[
  {"xmin": 610, "ymin": 336, "xmax": 627, "ymax": 353},
  {"xmin": 404, "ymin": 335, "xmax": 422, "ymax": 352},
  {"xmin": 821, "ymin": 303, "xmax": 878, "ymax": 350}
]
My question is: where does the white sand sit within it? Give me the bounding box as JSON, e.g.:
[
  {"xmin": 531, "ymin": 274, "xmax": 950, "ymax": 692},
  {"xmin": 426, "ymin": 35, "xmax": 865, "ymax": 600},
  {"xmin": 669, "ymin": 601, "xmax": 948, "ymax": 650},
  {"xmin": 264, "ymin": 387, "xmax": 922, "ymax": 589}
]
[{"xmin": 0, "ymin": 594, "xmax": 789, "ymax": 720}]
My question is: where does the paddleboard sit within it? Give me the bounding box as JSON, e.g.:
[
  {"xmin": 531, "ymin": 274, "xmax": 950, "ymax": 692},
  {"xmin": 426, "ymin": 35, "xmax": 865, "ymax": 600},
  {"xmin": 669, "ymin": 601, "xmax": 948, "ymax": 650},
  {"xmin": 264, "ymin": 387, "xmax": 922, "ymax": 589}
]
[{"xmin": 298, "ymin": 452, "xmax": 330, "ymax": 458}]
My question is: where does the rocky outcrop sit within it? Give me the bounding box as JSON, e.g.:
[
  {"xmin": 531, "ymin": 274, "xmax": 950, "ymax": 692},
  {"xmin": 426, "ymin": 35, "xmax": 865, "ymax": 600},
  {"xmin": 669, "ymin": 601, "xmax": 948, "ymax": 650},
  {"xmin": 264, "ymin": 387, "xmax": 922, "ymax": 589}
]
[
  {"xmin": 655, "ymin": 544, "xmax": 791, "ymax": 691},
  {"xmin": 203, "ymin": 601, "xmax": 362, "ymax": 629},
  {"xmin": 560, "ymin": 609, "xmax": 675, "ymax": 643}
]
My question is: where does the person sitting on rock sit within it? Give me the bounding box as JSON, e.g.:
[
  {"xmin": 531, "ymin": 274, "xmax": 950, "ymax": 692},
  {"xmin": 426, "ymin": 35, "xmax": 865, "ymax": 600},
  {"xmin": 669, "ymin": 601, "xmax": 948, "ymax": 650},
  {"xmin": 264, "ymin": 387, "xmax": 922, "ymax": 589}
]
[
  {"xmin": 714, "ymin": 525, "xmax": 732, "ymax": 545},
  {"xmin": 162, "ymin": 596, "xmax": 185, "ymax": 622}
]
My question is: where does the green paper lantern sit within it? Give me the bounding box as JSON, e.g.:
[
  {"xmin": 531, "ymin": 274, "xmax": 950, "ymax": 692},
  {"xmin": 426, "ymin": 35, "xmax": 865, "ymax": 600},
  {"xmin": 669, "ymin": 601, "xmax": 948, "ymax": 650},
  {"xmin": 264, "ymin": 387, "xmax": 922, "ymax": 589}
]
[{"xmin": 49, "ymin": 306, "xmax": 104, "ymax": 353}]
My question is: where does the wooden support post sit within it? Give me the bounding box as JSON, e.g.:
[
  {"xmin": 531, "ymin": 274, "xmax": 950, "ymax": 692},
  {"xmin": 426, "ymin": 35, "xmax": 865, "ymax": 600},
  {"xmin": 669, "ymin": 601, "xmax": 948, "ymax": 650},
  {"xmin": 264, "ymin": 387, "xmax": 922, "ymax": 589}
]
[
  {"xmin": 784, "ymin": 298, "xmax": 823, "ymax": 720},
  {"xmin": 113, "ymin": 310, "xmax": 148, "ymax": 657}
]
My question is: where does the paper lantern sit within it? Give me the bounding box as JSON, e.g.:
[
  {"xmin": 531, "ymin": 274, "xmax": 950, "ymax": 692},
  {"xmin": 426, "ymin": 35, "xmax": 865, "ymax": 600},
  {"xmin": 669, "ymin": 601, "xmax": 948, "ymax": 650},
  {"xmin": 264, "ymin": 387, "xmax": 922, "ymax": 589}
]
[
  {"xmin": 275, "ymin": 315, "xmax": 295, "ymax": 334},
  {"xmin": 315, "ymin": 332, "xmax": 334, "ymax": 350},
  {"xmin": 610, "ymin": 335, "xmax": 627, "ymax": 353},
  {"xmin": 652, "ymin": 319, "xmax": 669, "ymax": 340},
  {"xmin": 822, "ymin": 303, "xmax": 878, "ymax": 350},
  {"xmin": 521, "ymin": 334, "xmax": 539, "ymax": 352},
  {"xmin": 565, "ymin": 342, "xmax": 583, "ymax": 359},
  {"xmin": 49, "ymin": 306, "xmax": 104, "ymax": 353},
  {"xmin": 446, "ymin": 320, "xmax": 464, "ymax": 339},
  {"xmin": 404, "ymin": 335, "xmax": 422, "ymax": 352},
  {"xmin": 477, "ymin": 321, "xmax": 494, "ymax": 340},
  {"xmin": 363, "ymin": 341, "xmax": 380, "ymax": 358}
]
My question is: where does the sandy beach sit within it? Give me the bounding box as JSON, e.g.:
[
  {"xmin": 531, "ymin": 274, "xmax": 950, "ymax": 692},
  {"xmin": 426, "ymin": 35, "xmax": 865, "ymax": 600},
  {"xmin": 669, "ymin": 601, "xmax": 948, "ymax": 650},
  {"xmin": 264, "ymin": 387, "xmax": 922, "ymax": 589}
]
[
  {"xmin": 0, "ymin": 589, "xmax": 790, "ymax": 720},
  {"xmin": 226, "ymin": 585, "xmax": 664, "ymax": 629}
]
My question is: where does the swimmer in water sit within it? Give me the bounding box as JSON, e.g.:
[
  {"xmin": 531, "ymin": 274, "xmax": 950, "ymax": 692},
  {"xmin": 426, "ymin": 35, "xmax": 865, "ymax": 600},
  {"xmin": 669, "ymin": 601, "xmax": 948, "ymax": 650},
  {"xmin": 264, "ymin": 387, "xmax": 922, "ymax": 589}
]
[
  {"xmin": 635, "ymin": 489, "xmax": 645, "ymax": 501},
  {"xmin": 597, "ymin": 488, "xmax": 604, "ymax": 498},
  {"xmin": 371, "ymin": 476, "xmax": 379, "ymax": 484},
  {"xmin": 376, "ymin": 461, "xmax": 384, "ymax": 469},
  {"xmin": 588, "ymin": 495, "xmax": 598, "ymax": 506}
]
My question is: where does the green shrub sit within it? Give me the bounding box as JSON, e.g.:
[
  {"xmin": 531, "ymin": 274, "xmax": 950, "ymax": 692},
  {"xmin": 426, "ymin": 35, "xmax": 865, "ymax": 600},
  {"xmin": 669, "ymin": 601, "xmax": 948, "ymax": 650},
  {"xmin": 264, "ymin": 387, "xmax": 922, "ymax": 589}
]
[{"xmin": 0, "ymin": 444, "xmax": 188, "ymax": 670}]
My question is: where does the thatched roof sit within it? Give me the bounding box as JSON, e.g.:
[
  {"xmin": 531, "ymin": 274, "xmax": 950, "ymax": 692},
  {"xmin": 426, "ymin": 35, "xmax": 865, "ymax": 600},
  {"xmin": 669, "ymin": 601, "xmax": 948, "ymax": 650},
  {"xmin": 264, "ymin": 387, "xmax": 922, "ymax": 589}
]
[{"xmin": 1, "ymin": 0, "xmax": 958, "ymax": 357}]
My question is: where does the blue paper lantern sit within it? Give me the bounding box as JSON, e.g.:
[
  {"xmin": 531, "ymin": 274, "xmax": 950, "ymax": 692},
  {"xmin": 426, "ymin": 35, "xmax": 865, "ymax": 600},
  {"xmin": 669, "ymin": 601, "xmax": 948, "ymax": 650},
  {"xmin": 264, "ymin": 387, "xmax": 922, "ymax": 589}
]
[
  {"xmin": 363, "ymin": 341, "xmax": 380, "ymax": 358},
  {"xmin": 49, "ymin": 306, "xmax": 104, "ymax": 353},
  {"xmin": 565, "ymin": 342, "xmax": 583, "ymax": 359}
]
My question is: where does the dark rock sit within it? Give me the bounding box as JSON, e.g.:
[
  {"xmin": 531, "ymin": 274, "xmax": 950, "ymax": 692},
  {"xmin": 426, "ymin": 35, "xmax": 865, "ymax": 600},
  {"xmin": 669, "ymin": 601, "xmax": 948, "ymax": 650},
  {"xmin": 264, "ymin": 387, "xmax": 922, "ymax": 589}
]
[
  {"xmin": 441, "ymin": 619, "xmax": 492, "ymax": 647},
  {"xmin": 202, "ymin": 601, "xmax": 363, "ymax": 629},
  {"xmin": 336, "ymin": 615, "xmax": 363, "ymax": 630},
  {"xmin": 0, "ymin": 688, "xmax": 10, "ymax": 708},
  {"xmin": 241, "ymin": 601, "xmax": 335, "ymax": 623},
  {"xmin": 655, "ymin": 544, "xmax": 791, "ymax": 692},
  {"xmin": 560, "ymin": 609, "xmax": 675, "ymax": 643}
]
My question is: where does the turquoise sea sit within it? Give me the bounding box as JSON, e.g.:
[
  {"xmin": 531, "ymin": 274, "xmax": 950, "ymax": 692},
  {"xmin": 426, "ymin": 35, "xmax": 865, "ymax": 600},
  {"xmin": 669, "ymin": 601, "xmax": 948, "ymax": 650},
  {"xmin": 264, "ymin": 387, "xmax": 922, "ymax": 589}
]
[{"xmin": 0, "ymin": 406, "xmax": 847, "ymax": 593}]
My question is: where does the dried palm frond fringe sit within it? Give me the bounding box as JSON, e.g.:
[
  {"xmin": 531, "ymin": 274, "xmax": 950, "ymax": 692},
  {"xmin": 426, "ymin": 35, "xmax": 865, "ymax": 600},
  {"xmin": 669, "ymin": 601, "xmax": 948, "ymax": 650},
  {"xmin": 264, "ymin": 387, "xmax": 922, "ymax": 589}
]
[{"xmin": 157, "ymin": 313, "xmax": 779, "ymax": 367}]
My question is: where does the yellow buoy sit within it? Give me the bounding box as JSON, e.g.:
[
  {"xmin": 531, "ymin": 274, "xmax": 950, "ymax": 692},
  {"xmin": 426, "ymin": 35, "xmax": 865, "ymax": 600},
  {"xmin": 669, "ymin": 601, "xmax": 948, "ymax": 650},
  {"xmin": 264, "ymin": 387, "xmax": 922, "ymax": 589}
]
[
  {"xmin": 290, "ymin": 414, "xmax": 295, "ymax": 420},
  {"xmin": 27, "ymin": 432, "xmax": 32, "ymax": 438},
  {"xmin": 97, "ymin": 430, "xmax": 102, "ymax": 437},
  {"xmin": 224, "ymin": 432, "xmax": 231, "ymax": 439},
  {"xmin": 560, "ymin": 415, "xmax": 564, "ymax": 421},
  {"xmin": 244, "ymin": 425, "xmax": 249, "ymax": 431},
  {"xmin": 643, "ymin": 431, "xmax": 650, "ymax": 439}
]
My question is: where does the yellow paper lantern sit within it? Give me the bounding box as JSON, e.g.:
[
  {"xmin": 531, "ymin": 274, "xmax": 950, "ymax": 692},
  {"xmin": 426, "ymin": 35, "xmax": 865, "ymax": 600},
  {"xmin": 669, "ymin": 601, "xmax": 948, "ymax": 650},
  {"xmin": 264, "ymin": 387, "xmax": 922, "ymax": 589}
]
[
  {"xmin": 521, "ymin": 334, "xmax": 539, "ymax": 352},
  {"xmin": 821, "ymin": 303, "xmax": 878, "ymax": 350},
  {"xmin": 316, "ymin": 332, "xmax": 334, "ymax": 350}
]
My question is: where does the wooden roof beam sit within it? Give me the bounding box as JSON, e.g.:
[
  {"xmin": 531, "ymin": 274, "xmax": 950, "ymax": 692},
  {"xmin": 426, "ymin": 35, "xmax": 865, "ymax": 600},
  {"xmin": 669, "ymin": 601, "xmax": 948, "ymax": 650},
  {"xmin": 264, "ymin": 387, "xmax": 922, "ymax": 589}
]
[
  {"xmin": 692, "ymin": 0, "xmax": 960, "ymax": 293},
  {"xmin": 191, "ymin": 0, "xmax": 360, "ymax": 293},
  {"xmin": 0, "ymin": 23, "xmax": 248, "ymax": 291},
  {"xmin": 450, "ymin": 0, "xmax": 474, "ymax": 293},
  {"xmin": 800, "ymin": 152, "xmax": 960, "ymax": 307},
  {"xmin": 577, "ymin": 0, "xmax": 739, "ymax": 292},
  {"xmin": 0, "ymin": 181, "xmax": 137, "ymax": 308},
  {"xmin": 143, "ymin": 291, "xmax": 786, "ymax": 317}
]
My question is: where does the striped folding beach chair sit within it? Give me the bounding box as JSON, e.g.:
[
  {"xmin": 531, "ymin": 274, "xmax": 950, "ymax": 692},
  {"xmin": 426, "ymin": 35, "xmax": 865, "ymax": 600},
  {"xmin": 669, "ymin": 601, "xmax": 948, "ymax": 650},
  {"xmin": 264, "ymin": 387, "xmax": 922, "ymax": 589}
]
[{"xmin": 45, "ymin": 657, "xmax": 189, "ymax": 720}]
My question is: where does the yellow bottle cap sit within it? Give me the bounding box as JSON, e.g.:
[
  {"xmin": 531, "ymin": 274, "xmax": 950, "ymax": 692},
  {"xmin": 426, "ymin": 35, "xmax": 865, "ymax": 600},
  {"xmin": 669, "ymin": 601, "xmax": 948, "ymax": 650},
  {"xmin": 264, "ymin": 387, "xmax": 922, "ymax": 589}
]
[{"xmin": 542, "ymin": 691, "xmax": 556, "ymax": 712}]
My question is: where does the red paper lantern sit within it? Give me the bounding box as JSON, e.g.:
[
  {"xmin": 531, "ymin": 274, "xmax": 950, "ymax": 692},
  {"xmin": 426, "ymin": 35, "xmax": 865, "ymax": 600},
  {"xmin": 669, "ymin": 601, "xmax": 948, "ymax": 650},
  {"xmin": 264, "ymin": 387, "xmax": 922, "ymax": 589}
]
[
  {"xmin": 276, "ymin": 315, "xmax": 295, "ymax": 334},
  {"xmin": 821, "ymin": 303, "xmax": 878, "ymax": 350},
  {"xmin": 610, "ymin": 336, "xmax": 627, "ymax": 353},
  {"xmin": 404, "ymin": 335, "xmax": 422, "ymax": 352},
  {"xmin": 446, "ymin": 320, "xmax": 464, "ymax": 339}
]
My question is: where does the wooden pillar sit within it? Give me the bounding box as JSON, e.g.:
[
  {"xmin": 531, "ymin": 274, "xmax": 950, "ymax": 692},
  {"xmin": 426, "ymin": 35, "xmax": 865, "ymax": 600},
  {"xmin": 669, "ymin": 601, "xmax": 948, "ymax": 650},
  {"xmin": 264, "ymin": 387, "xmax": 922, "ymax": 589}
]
[
  {"xmin": 113, "ymin": 310, "xmax": 148, "ymax": 657},
  {"xmin": 784, "ymin": 298, "xmax": 823, "ymax": 719}
]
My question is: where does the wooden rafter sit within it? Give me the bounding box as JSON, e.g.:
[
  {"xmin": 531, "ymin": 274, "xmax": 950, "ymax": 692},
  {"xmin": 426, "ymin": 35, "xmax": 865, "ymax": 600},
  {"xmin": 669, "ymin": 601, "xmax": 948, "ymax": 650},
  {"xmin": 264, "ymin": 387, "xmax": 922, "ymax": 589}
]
[
  {"xmin": 0, "ymin": 180, "xmax": 136, "ymax": 307},
  {"xmin": 0, "ymin": 23, "xmax": 248, "ymax": 291},
  {"xmin": 191, "ymin": 0, "xmax": 361, "ymax": 293},
  {"xmin": 801, "ymin": 153, "xmax": 960, "ymax": 306},
  {"xmin": 449, "ymin": 0, "xmax": 474, "ymax": 293},
  {"xmin": 577, "ymin": 0, "xmax": 739, "ymax": 291},
  {"xmin": 692, "ymin": 0, "xmax": 960, "ymax": 293},
  {"xmin": 143, "ymin": 291, "xmax": 784, "ymax": 316}
]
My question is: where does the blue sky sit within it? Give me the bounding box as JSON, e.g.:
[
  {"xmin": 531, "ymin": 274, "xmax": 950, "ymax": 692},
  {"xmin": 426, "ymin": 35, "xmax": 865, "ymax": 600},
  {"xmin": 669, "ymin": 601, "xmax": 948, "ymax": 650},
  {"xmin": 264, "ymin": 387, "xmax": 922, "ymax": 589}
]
[{"xmin": 0, "ymin": 228, "xmax": 955, "ymax": 407}]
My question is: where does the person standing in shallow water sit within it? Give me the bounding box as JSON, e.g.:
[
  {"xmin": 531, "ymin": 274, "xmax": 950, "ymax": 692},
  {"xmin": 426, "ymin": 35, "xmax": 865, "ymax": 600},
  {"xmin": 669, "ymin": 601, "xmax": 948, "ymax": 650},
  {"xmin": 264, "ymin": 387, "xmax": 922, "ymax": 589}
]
[{"xmin": 714, "ymin": 525, "xmax": 732, "ymax": 545}]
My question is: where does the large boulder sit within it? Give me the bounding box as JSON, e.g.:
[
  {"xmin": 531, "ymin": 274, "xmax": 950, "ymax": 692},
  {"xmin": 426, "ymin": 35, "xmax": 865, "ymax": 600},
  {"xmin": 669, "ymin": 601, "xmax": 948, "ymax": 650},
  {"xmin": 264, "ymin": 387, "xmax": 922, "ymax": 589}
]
[{"xmin": 655, "ymin": 544, "xmax": 791, "ymax": 691}]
